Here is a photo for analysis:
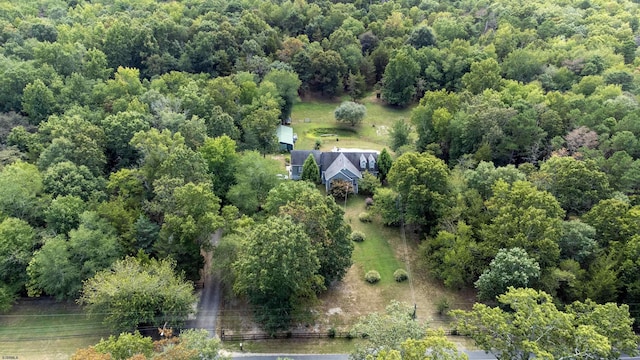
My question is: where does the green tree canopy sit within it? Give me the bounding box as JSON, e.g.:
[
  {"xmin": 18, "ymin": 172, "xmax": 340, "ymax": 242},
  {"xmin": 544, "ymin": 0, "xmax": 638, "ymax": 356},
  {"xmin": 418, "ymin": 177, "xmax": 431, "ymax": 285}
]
[
  {"xmin": 539, "ymin": 156, "xmax": 611, "ymax": 215},
  {"xmin": 452, "ymin": 288, "xmax": 638, "ymax": 360},
  {"xmin": 382, "ymin": 48, "xmax": 420, "ymax": 106},
  {"xmin": 0, "ymin": 160, "xmax": 43, "ymax": 223},
  {"xmin": 227, "ymin": 151, "xmax": 282, "ymax": 214},
  {"xmin": 27, "ymin": 211, "xmax": 122, "ymax": 299},
  {"xmin": 199, "ymin": 135, "xmax": 239, "ymax": 200},
  {"xmin": 154, "ymin": 181, "xmax": 223, "ymax": 280},
  {"xmin": 334, "ymin": 101, "xmax": 366, "ymax": 126},
  {"xmin": 351, "ymin": 300, "xmax": 428, "ymax": 360},
  {"xmin": 481, "ymin": 180, "xmax": 563, "ymax": 270},
  {"xmin": 233, "ymin": 216, "xmax": 322, "ymax": 332},
  {"xmin": 301, "ymin": 153, "xmax": 321, "ymax": 184},
  {"xmin": 0, "ymin": 217, "xmax": 36, "ymax": 297},
  {"xmin": 374, "ymin": 330, "xmax": 468, "ymax": 360},
  {"xmin": 264, "ymin": 181, "xmax": 353, "ymax": 285},
  {"xmin": 79, "ymin": 255, "xmax": 196, "ymax": 332},
  {"xmin": 474, "ymin": 248, "xmax": 540, "ymax": 301},
  {"xmin": 387, "ymin": 152, "xmax": 451, "ymax": 231}
]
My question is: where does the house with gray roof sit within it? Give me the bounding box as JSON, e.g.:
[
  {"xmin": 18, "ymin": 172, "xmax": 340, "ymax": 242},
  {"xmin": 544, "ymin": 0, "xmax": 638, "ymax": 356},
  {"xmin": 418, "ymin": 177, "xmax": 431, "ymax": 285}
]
[{"xmin": 290, "ymin": 149, "xmax": 379, "ymax": 193}]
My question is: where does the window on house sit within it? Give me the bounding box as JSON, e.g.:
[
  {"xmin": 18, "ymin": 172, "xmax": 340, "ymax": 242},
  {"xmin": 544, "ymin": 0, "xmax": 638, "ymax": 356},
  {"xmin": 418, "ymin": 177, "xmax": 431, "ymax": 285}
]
[
  {"xmin": 360, "ymin": 155, "xmax": 367, "ymax": 169},
  {"xmin": 369, "ymin": 155, "xmax": 375, "ymax": 170}
]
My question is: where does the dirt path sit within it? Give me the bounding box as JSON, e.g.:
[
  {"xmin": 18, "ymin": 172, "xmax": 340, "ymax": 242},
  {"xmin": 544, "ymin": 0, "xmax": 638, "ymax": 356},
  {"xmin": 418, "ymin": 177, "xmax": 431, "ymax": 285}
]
[{"xmin": 191, "ymin": 229, "xmax": 223, "ymax": 337}]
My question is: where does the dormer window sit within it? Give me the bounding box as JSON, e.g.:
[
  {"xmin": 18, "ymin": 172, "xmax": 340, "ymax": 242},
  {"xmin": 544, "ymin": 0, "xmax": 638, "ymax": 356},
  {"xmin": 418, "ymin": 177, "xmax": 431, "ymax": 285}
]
[
  {"xmin": 360, "ymin": 154, "xmax": 367, "ymax": 169},
  {"xmin": 368, "ymin": 154, "xmax": 375, "ymax": 170}
]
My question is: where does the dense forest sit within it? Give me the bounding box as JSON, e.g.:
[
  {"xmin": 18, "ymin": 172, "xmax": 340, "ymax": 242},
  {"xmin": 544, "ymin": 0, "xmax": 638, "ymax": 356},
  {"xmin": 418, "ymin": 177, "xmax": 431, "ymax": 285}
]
[{"xmin": 1, "ymin": 0, "xmax": 640, "ymax": 351}]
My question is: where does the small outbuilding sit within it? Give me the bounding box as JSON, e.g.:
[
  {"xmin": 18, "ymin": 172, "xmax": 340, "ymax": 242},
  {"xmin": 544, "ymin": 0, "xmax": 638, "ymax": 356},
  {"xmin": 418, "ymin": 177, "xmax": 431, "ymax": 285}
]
[{"xmin": 277, "ymin": 125, "xmax": 295, "ymax": 152}]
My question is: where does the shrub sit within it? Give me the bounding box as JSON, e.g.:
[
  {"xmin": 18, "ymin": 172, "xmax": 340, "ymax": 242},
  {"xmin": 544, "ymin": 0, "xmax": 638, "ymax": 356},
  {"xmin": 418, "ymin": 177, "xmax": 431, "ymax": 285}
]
[
  {"xmin": 436, "ymin": 297, "xmax": 450, "ymax": 316},
  {"xmin": 359, "ymin": 212, "xmax": 372, "ymax": 222},
  {"xmin": 328, "ymin": 327, "xmax": 336, "ymax": 338},
  {"xmin": 393, "ymin": 269, "xmax": 408, "ymax": 282},
  {"xmin": 359, "ymin": 171, "xmax": 380, "ymax": 195},
  {"xmin": 314, "ymin": 139, "xmax": 322, "ymax": 150},
  {"xmin": 330, "ymin": 179, "xmax": 354, "ymax": 200},
  {"xmin": 365, "ymin": 270, "xmax": 381, "ymax": 284},
  {"xmin": 351, "ymin": 231, "xmax": 365, "ymax": 242},
  {"xmin": 365, "ymin": 197, "xmax": 374, "ymax": 208}
]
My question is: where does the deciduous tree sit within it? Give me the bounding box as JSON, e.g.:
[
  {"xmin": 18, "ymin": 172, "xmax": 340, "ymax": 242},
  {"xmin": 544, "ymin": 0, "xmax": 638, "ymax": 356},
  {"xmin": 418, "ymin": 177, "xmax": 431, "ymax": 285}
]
[
  {"xmin": 334, "ymin": 101, "xmax": 366, "ymax": 126},
  {"xmin": 351, "ymin": 300, "xmax": 428, "ymax": 360},
  {"xmin": 452, "ymin": 287, "xmax": 638, "ymax": 360},
  {"xmin": 474, "ymin": 248, "xmax": 540, "ymax": 301},
  {"xmin": 264, "ymin": 181, "xmax": 353, "ymax": 285},
  {"xmin": 387, "ymin": 152, "xmax": 451, "ymax": 231},
  {"xmin": 79, "ymin": 255, "xmax": 196, "ymax": 332},
  {"xmin": 233, "ymin": 216, "xmax": 322, "ymax": 332},
  {"xmin": 227, "ymin": 151, "xmax": 282, "ymax": 214},
  {"xmin": 382, "ymin": 48, "xmax": 420, "ymax": 106}
]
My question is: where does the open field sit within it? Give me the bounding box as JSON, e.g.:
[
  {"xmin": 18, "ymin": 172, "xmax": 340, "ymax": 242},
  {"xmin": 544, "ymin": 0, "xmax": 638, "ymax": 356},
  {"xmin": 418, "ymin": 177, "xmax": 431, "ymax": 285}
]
[
  {"xmin": 290, "ymin": 95, "xmax": 412, "ymax": 151},
  {"xmin": 0, "ymin": 298, "xmax": 109, "ymax": 360}
]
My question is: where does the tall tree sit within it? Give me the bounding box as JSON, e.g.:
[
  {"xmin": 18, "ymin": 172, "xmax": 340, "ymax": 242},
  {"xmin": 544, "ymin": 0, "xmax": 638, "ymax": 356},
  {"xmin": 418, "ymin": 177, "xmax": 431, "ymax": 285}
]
[
  {"xmin": 154, "ymin": 182, "xmax": 223, "ymax": 280},
  {"xmin": 0, "ymin": 160, "xmax": 43, "ymax": 223},
  {"xmin": 539, "ymin": 156, "xmax": 611, "ymax": 215},
  {"xmin": 233, "ymin": 216, "xmax": 321, "ymax": 332},
  {"xmin": 0, "ymin": 218, "xmax": 36, "ymax": 299},
  {"xmin": 263, "ymin": 69, "xmax": 301, "ymax": 121},
  {"xmin": 351, "ymin": 300, "xmax": 428, "ymax": 360},
  {"xmin": 301, "ymin": 153, "xmax": 321, "ymax": 184},
  {"xmin": 387, "ymin": 152, "xmax": 451, "ymax": 231},
  {"xmin": 334, "ymin": 101, "xmax": 366, "ymax": 126},
  {"xmin": 378, "ymin": 148, "xmax": 393, "ymax": 183},
  {"xmin": 481, "ymin": 180, "xmax": 564, "ymax": 270},
  {"xmin": 28, "ymin": 212, "xmax": 122, "ymax": 299},
  {"xmin": 389, "ymin": 119, "xmax": 412, "ymax": 152},
  {"xmin": 452, "ymin": 288, "xmax": 638, "ymax": 360},
  {"xmin": 21, "ymin": 79, "xmax": 56, "ymax": 125},
  {"xmin": 199, "ymin": 135, "xmax": 239, "ymax": 199},
  {"xmin": 382, "ymin": 48, "xmax": 420, "ymax": 106},
  {"xmin": 264, "ymin": 181, "xmax": 353, "ymax": 285},
  {"xmin": 474, "ymin": 247, "xmax": 540, "ymax": 301},
  {"xmin": 227, "ymin": 151, "xmax": 282, "ymax": 214},
  {"xmin": 79, "ymin": 255, "xmax": 196, "ymax": 332}
]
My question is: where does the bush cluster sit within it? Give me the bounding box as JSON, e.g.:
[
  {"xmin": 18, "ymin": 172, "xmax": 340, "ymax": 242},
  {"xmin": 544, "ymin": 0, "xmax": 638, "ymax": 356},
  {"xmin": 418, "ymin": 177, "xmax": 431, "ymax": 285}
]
[
  {"xmin": 351, "ymin": 230, "xmax": 365, "ymax": 242},
  {"xmin": 359, "ymin": 212, "xmax": 372, "ymax": 222},
  {"xmin": 365, "ymin": 270, "xmax": 381, "ymax": 284},
  {"xmin": 393, "ymin": 269, "xmax": 408, "ymax": 282}
]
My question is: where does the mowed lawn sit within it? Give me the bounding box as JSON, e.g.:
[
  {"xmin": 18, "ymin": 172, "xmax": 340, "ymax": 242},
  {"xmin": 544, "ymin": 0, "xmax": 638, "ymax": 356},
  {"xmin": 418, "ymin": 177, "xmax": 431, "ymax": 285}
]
[
  {"xmin": 0, "ymin": 298, "xmax": 109, "ymax": 360},
  {"xmin": 290, "ymin": 96, "xmax": 412, "ymax": 151}
]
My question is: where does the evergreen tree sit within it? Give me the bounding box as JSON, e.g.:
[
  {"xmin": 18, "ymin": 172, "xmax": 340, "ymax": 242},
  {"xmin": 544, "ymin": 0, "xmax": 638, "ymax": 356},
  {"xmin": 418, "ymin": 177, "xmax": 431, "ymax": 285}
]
[
  {"xmin": 301, "ymin": 153, "xmax": 321, "ymax": 184},
  {"xmin": 378, "ymin": 148, "xmax": 393, "ymax": 182}
]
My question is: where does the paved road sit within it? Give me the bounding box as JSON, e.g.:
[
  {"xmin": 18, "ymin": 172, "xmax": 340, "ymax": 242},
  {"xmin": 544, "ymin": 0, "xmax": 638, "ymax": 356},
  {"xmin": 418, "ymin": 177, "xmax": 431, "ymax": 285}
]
[{"xmin": 190, "ymin": 229, "xmax": 223, "ymax": 337}]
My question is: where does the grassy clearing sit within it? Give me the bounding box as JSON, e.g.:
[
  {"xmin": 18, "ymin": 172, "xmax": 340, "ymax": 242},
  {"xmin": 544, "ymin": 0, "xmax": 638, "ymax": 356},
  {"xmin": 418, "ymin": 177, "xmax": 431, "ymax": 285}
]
[
  {"xmin": 0, "ymin": 298, "xmax": 109, "ymax": 360},
  {"xmin": 312, "ymin": 194, "xmax": 476, "ymax": 339},
  {"xmin": 290, "ymin": 95, "xmax": 412, "ymax": 151}
]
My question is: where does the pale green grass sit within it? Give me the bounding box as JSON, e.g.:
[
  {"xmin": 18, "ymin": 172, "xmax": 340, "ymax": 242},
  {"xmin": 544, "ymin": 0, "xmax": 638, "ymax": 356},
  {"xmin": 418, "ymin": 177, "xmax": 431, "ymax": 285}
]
[
  {"xmin": 344, "ymin": 195, "xmax": 406, "ymax": 288},
  {"xmin": 0, "ymin": 299, "xmax": 109, "ymax": 360},
  {"xmin": 290, "ymin": 97, "xmax": 412, "ymax": 151}
]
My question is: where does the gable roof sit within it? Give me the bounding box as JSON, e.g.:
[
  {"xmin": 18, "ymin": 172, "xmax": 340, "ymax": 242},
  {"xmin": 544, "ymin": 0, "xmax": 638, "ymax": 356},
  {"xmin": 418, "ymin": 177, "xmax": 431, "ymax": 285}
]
[
  {"xmin": 291, "ymin": 150, "xmax": 322, "ymax": 167},
  {"xmin": 291, "ymin": 150, "xmax": 379, "ymax": 169},
  {"xmin": 277, "ymin": 125, "xmax": 294, "ymax": 145},
  {"xmin": 324, "ymin": 152, "xmax": 363, "ymax": 181}
]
